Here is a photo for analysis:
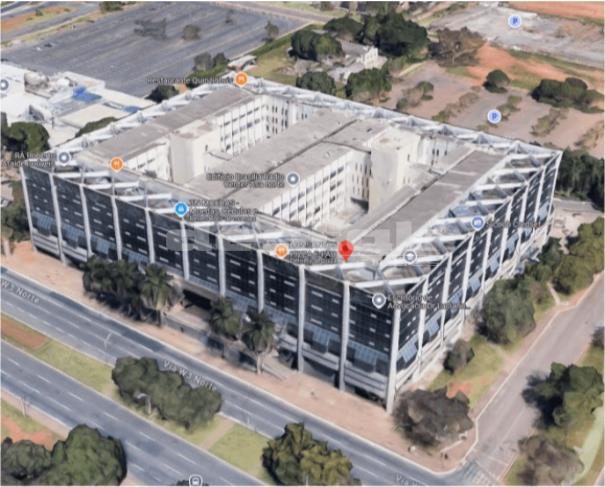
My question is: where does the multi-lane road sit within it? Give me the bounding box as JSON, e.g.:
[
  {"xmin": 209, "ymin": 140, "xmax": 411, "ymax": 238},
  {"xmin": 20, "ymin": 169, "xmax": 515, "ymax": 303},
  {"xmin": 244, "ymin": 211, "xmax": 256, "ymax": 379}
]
[
  {"xmin": 4, "ymin": 264, "xmax": 601, "ymax": 485},
  {"xmin": 0, "ymin": 266, "xmax": 445, "ymax": 486},
  {"xmin": 1, "ymin": 341, "xmax": 259, "ymax": 486}
]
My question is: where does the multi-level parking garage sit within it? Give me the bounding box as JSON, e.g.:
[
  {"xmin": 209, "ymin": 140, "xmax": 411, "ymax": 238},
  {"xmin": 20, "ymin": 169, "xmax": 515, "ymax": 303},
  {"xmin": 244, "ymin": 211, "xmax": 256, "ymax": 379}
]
[{"xmin": 20, "ymin": 75, "xmax": 561, "ymax": 410}]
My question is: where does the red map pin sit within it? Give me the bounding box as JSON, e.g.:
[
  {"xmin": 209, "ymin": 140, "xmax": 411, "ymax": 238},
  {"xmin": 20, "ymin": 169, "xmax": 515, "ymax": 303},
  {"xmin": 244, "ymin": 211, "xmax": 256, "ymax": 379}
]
[{"xmin": 338, "ymin": 240, "xmax": 354, "ymax": 262}]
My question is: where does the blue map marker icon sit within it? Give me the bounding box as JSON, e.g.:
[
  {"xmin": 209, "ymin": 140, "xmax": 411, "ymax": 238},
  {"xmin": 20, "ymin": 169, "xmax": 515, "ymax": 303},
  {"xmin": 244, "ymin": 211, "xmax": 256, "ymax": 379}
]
[
  {"xmin": 471, "ymin": 215, "xmax": 485, "ymax": 231},
  {"xmin": 175, "ymin": 201, "xmax": 189, "ymax": 218},
  {"xmin": 487, "ymin": 109, "xmax": 502, "ymax": 125}
]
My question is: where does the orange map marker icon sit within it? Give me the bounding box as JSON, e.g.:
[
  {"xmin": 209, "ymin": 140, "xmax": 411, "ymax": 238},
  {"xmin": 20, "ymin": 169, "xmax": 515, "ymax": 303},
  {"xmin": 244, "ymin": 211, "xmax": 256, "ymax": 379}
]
[
  {"xmin": 110, "ymin": 157, "xmax": 124, "ymax": 172},
  {"xmin": 275, "ymin": 243, "xmax": 289, "ymax": 258},
  {"xmin": 234, "ymin": 71, "xmax": 248, "ymax": 88}
]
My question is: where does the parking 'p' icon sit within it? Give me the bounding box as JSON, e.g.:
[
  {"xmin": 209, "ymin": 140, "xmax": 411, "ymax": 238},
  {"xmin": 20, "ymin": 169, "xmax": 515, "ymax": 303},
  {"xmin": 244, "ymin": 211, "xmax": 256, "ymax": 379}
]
[{"xmin": 234, "ymin": 71, "xmax": 248, "ymax": 88}]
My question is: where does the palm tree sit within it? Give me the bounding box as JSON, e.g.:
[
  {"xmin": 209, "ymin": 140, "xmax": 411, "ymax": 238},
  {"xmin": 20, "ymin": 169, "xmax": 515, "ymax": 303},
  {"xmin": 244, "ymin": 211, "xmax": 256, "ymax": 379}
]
[
  {"xmin": 139, "ymin": 264, "xmax": 180, "ymax": 324},
  {"xmin": 82, "ymin": 256, "xmax": 113, "ymax": 300},
  {"xmin": 242, "ymin": 310, "xmax": 275, "ymax": 373},
  {"xmin": 209, "ymin": 298, "xmax": 241, "ymax": 340},
  {"xmin": 109, "ymin": 259, "xmax": 141, "ymax": 312}
]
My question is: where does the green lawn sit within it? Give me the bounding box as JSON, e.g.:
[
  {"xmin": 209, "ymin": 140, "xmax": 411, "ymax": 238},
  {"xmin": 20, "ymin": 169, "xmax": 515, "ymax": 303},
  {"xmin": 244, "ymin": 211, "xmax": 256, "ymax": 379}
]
[
  {"xmin": 33, "ymin": 341, "xmax": 113, "ymax": 393},
  {"xmin": 274, "ymin": 2, "xmax": 345, "ymax": 18},
  {"xmin": 249, "ymin": 33, "xmax": 297, "ymax": 85},
  {"xmin": 210, "ymin": 424, "xmax": 274, "ymax": 484},
  {"xmin": 429, "ymin": 334, "xmax": 505, "ymax": 407},
  {"xmin": 504, "ymin": 455, "xmax": 526, "ymax": 485}
]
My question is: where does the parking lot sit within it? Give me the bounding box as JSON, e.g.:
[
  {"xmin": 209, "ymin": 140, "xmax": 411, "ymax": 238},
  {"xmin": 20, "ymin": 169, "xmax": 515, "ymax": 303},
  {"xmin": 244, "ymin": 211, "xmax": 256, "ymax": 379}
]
[{"xmin": 2, "ymin": 2, "xmax": 304, "ymax": 96}]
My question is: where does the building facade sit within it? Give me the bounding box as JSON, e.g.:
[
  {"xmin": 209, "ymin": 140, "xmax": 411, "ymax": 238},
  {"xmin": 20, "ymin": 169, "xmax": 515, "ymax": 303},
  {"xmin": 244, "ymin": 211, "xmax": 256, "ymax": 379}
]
[{"xmin": 20, "ymin": 77, "xmax": 561, "ymax": 411}]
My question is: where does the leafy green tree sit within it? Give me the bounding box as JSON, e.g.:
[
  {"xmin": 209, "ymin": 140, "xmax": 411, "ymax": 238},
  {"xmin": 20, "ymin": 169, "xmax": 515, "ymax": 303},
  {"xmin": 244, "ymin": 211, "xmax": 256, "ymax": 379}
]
[
  {"xmin": 556, "ymin": 149, "xmax": 604, "ymax": 209},
  {"xmin": 291, "ymin": 30, "xmax": 343, "ymax": 62},
  {"xmin": 553, "ymin": 255, "xmax": 594, "ymax": 294},
  {"xmin": 113, "ymin": 356, "xmax": 222, "ymax": 430},
  {"xmin": 429, "ymin": 27, "xmax": 484, "ymax": 66},
  {"xmin": 528, "ymin": 362, "xmax": 604, "ymax": 430},
  {"xmin": 373, "ymin": 11, "xmax": 428, "ymax": 58},
  {"xmin": 444, "ymin": 339, "xmax": 475, "ymax": 373},
  {"xmin": 3, "ymin": 122, "xmax": 50, "ymax": 153},
  {"xmin": 345, "ymin": 67, "xmax": 391, "ymax": 102},
  {"xmin": 324, "ymin": 16, "xmax": 363, "ymax": 41},
  {"xmin": 75, "ymin": 117, "xmax": 117, "ymax": 137},
  {"xmin": 1, "ymin": 438, "xmax": 52, "ymax": 484},
  {"xmin": 295, "ymin": 71, "xmax": 336, "ymax": 95},
  {"xmin": 99, "ymin": 1, "xmax": 124, "ymax": 13},
  {"xmin": 1, "ymin": 181, "xmax": 29, "ymax": 245},
  {"xmin": 518, "ymin": 434, "xmax": 583, "ymax": 485},
  {"xmin": 263, "ymin": 423, "xmax": 358, "ymax": 486},
  {"xmin": 481, "ymin": 278, "xmax": 535, "ymax": 344},
  {"xmin": 484, "ymin": 69, "xmax": 510, "ymax": 93},
  {"xmin": 147, "ymin": 85, "xmax": 179, "ymax": 103},
  {"xmin": 532, "ymin": 77, "xmax": 603, "ymax": 112},
  {"xmin": 2, "ymin": 426, "xmax": 126, "ymax": 486},
  {"xmin": 265, "ymin": 21, "xmax": 279, "ymax": 42},
  {"xmin": 242, "ymin": 311, "xmax": 275, "ymax": 373},
  {"xmin": 395, "ymin": 388, "xmax": 473, "ymax": 447},
  {"xmin": 209, "ymin": 298, "xmax": 241, "ymax": 340},
  {"xmin": 39, "ymin": 425, "xmax": 126, "ymax": 485},
  {"xmin": 139, "ymin": 264, "xmax": 181, "ymax": 324}
]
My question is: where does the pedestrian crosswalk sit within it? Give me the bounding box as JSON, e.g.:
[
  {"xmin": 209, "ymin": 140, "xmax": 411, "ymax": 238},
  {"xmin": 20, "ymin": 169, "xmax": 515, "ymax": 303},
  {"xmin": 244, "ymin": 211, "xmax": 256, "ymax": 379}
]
[{"xmin": 458, "ymin": 459, "xmax": 499, "ymax": 486}]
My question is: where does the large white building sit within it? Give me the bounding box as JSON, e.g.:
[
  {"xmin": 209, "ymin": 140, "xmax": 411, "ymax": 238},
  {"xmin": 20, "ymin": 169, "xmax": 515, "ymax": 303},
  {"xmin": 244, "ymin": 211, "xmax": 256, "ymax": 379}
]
[{"xmin": 19, "ymin": 75, "xmax": 561, "ymax": 410}]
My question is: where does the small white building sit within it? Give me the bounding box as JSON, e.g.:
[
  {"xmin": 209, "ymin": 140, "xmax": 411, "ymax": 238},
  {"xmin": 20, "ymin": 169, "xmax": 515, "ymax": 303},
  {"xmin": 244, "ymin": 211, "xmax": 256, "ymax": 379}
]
[
  {"xmin": 328, "ymin": 41, "xmax": 386, "ymax": 82},
  {"xmin": 0, "ymin": 63, "xmax": 153, "ymax": 146}
]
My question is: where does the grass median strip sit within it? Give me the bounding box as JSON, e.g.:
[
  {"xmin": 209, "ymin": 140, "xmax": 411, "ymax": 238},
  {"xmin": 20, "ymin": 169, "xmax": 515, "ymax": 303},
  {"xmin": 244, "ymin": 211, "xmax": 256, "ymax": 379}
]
[{"xmin": 1, "ymin": 315, "xmax": 272, "ymax": 481}]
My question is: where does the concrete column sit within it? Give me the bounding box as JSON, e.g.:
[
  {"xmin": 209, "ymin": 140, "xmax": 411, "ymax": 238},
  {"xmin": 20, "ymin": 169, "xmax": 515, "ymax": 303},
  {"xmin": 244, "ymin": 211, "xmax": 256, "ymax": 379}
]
[
  {"xmin": 532, "ymin": 168, "xmax": 546, "ymax": 226},
  {"xmin": 439, "ymin": 254, "xmax": 453, "ymax": 347},
  {"xmin": 297, "ymin": 265, "xmax": 306, "ymax": 372},
  {"xmin": 48, "ymin": 173, "xmax": 65, "ymax": 263},
  {"xmin": 338, "ymin": 281, "xmax": 350, "ymax": 391},
  {"xmin": 386, "ymin": 306, "xmax": 401, "ymax": 413},
  {"xmin": 546, "ymin": 155, "xmax": 562, "ymax": 218},
  {"xmin": 19, "ymin": 167, "xmax": 35, "ymax": 250},
  {"xmin": 180, "ymin": 221, "xmax": 189, "ymax": 280},
  {"xmin": 79, "ymin": 184, "xmax": 93, "ymax": 257},
  {"xmin": 144, "ymin": 208, "xmax": 155, "ymax": 264},
  {"xmin": 499, "ymin": 199, "xmax": 514, "ymax": 268},
  {"xmin": 479, "ymin": 227, "xmax": 493, "ymax": 305},
  {"xmin": 461, "ymin": 233, "xmax": 475, "ymax": 304},
  {"xmin": 515, "ymin": 184, "xmax": 529, "ymax": 256},
  {"xmin": 256, "ymin": 249, "xmax": 264, "ymax": 311},
  {"xmin": 414, "ymin": 278, "xmax": 430, "ymax": 376},
  {"xmin": 217, "ymin": 235, "xmax": 226, "ymax": 297},
  {"xmin": 111, "ymin": 196, "xmax": 123, "ymax": 260}
]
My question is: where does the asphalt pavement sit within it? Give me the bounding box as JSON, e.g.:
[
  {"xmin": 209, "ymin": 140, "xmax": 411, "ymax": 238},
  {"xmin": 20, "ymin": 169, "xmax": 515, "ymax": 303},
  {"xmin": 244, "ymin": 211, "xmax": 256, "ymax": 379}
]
[
  {"xmin": 468, "ymin": 276, "xmax": 605, "ymax": 481},
  {"xmin": 1, "ymin": 341, "xmax": 259, "ymax": 486},
  {"xmin": 0, "ymin": 266, "xmax": 445, "ymax": 486},
  {"xmin": 2, "ymin": 2, "xmax": 304, "ymax": 95}
]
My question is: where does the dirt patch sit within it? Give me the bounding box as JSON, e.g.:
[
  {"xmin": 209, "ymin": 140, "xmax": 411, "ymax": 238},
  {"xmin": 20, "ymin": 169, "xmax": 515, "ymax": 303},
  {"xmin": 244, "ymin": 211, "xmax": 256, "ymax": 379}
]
[
  {"xmin": 1, "ymin": 316, "xmax": 49, "ymax": 350},
  {"xmin": 447, "ymin": 382, "xmax": 472, "ymax": 398},
  {"xmin": 1, "ymin": 416, "xmax": 57, "ymax": 450},
  {"xmin": 513, "ymin": 2, "xmax": 604, "ymax": 21},
  {"xmin": 1, "ymin": 6, "xmax": 71, "ymax": 33},
  {"xmin": 466, "ymin": 44, "xmax": 604, "ymax": 92}
]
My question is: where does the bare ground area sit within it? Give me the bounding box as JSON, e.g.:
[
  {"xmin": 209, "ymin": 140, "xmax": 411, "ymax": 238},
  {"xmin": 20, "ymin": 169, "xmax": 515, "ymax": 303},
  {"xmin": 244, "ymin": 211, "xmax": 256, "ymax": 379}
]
[
  {"xmin": 389, "ymin": 53, "xmax": 604, "ymax": 158},
  {"xmin": 512, "ymin": 2, "xmax": 604, "ymax": 21},
  {"xmin": 0, "ymin": 6, "xmax": 71, "ymax": 34}
]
